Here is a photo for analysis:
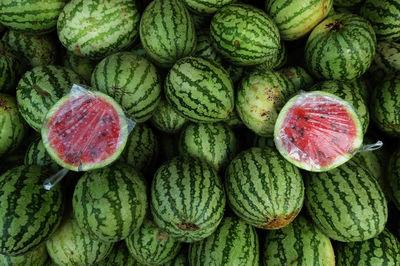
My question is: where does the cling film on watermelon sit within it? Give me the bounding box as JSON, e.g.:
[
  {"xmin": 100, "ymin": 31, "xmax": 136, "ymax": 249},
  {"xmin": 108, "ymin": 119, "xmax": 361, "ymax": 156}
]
[
  {"xmin": 41, "ymin": 84, "xmax": 136, "ymax": 190},
  {"xmin": 274, "ymin": 91, "xmax": 381, "ymax": 172}
]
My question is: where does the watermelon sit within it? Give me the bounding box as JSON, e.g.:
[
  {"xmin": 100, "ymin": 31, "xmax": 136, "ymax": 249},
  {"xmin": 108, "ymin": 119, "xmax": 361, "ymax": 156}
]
[
  {"xmin": 24, "ymin": 136, "xmax": 59, "ymax": 171},
  {"xmin": 0, "ymin": 0, "xmax": 66, "ymax": 35},
  {"xmin": 225, "ymin": 63, "xmax": 245, "ymax": 84},
  {"xmin": 46, "ymin": 212, "xmax": 114, "ymax": 266},
  {"xmin": 178, "ymin": 122, "xmax": 237, "ymax": 172},
  {"xmin": 371, "ymin": 76, "xmax": 400, "ymax": 136},
  {"xmin": 57, "ymin": 0, "xmax": 140, "ymax": 58},
  {"xmin": 310, "ymin": 80, "xmax": 370, "ymax": 134},
  {"xmin": 63, "ymin": 51, "xmax": 98, "ymax": 83},
  {"xmin": 0, "ymin": 165, "xmax": 63, "ymax": 256},
  {"xmin": 98, "ymin": 242, "xmax": 143, "ymax": 266},
  {"xmin": 305, "ymin": 160, "xmax": 388, "ymax": 242},
  {"xmin": 274, "ymin": 91, "xmax": 364, "ymax": 172},
  {"xmin": 130, "ymin": 42, "xmax": 150, "ymax": 60},
  {"xmin": 139, "ymin": 0, "xmax": 196, "ymax": 68},
  {"xmin": 0, "ymin": 41, "xmax": 24, "ymax": 93},
  {"xmin": 361, "ymin": 0, "xmax": 400, "ymax": 41},
  {"xmin": 336, "ymin": 229, "xmax": 400, "ymax": 265},
  {"xmin": 41, "ymin": 88, "xmax": 130, "ymax": 171},
  {"xmin": 236, "ymin": 69, "xmax": 296, "ymax": 137},
  {"xmin": 16, "ymin": 65, "xmax": 86, "ymax": 132},
  {"xmin": 91, "ymin": 51, "xmax": 161, "ymax": 122},
  {"xmin": 224, "ymin": 109, "xmax": 244, "ymax": 128},
  {"xmin": 194, "ymin": 29, "xmax": 222, "ymax": 64},
  {"xmin": 189, "ymin": 216, "xmax": 259, "ymax": 266},
  {"xmin": 334, "ymin": 0, "xmax": 363, "ymax": 7},
  {"xmin": 182, "ymin": 0, "xmax": 235, "ymax": 14},
  {"xmin": 164, "ymin": 248, "xmax": 188, "ymax": 266},
  {"xmin": 368, "ymin": 40, "xmax": 400, "ymax": 85},
  {"xmin": 73, "ymin": 162, "xmax": 147, "ymax": 243},
  {"xmin": 225, "ymin": 147, "xmax": 304, "ymax": 229},
  {"xmin": 252, "ymin": 135, "xmax": 275, "ymax": 149},
  {"xmin": 263, "ymin": 215, "xmax": 335, "ymax": 266},
  {"xmin": 0, "ymin": 94, "xmax": 26, "ymax": 157},
  {"xmin": 265, "ymin": 0, "xmax": 333, "ymax": 41},
  {"xmin": 118, "ymin": 123, "xmax": 158, "ymax": 173},
  {"xmin": 125, "ymin": 219, "xmax": 182, "ymax": 265},
  {"xmin": 387, "ymin": 149, "xmax": 400, "ymax": 210},
  {"xmin": 279, "ymin": 66, "xmax": 314, "ymax": 91},
  {"xmin": 305, "ymin": 13, "xmax": 376, "ymax": 81},
  {"xmin": 255, "ymin": 41, "xmax": 287, "ymax": 71},
  {"xmin": 1, "ymin": 30, "xmax": 58, "ymax": 67},
  {"xmin": 210, "ymin": 3, "xmax": 280, "ymax": 66},
  {"xmin": 150, "ymin": 98, "xmax": 188, "ymax": 134},
  {"xmin": 165, "ymin": 56, "xmax": 234, "ymax": 123},
  {"xmin": 346, "ymin": 76, "xmax": 370, "ymax": 104},
  {"xmin": 0, "ymin": 244, "xmax": 48, "ymax": 266},
  {"xmin": 151, "ymin": 156, "xmax": 226, "ymax": 243}
]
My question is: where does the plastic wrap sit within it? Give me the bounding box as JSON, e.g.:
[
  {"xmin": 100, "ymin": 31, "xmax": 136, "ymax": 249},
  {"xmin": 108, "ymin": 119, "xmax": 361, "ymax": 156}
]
[{"xmin": 42, "ymin": 84, "xmax": 135, "ymax": 190}]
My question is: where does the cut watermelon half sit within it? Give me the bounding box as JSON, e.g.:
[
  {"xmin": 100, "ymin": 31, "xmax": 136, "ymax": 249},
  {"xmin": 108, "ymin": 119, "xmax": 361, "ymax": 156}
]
[
  {"xmin": 41, "ymin": 86, "xmax": 130, "ymax": 171},
  {"xmin": 274, "ymin": 91, "xmax": 363, "ymax": 172}
]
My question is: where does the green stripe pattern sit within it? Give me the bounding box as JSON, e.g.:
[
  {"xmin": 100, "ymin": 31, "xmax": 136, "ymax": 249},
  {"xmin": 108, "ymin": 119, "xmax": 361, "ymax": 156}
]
[
  {"xmin": 225, "ymin": 147, "xmax": 304, "ymax": 229},
  {"xmin": 165, "ymin": 56, "xmax": 234, "ymax": 123},
  {"xmin": 183, "ymin": 0, "xmax": 235, "ymax": 14},
  {"xmin": 305, "ymin": 160, "xmax": 388, "ymax": 242},
  {"xmin": 91, "ymin": 51, "xmax": 161, "ymax": 122},
  {"xmin": 0, "ymin": 165, "xmax": 63, "ymax": 256},
  {"xmin": 73, "ymin": 163, "xmax": 148, "ymax": 243},
  {"xmin": 139, "ymin": 0, "xmax": 196, "ymax": 68},
  {"xmin": 150, "ymin": 97, "xmax": 188, "ymax": 134},
  {"xmin": 371, "ymin": 76, "xmax": 400, "ymax": 136},
  {"xmin": 98, "ymin": 242, "xmax": 144, "ymax": 266},
  {"xmin": 265, "ymin": 0, "xmax": 333, "ymax": 41},
  {"xmin": 371, "ymin": 40, "xmax": 400, "ymax": 76},
  {"xmin": 210, "ymin": 3, "xmax": 280, "ymax": 66},
  {"xmin": 0, "ymin": 0, "xmax": 65, "ymax": 35},
  {"xmin": 224, "ymin": 108, "xmax": 244, "ymax": 128},
  {"xmin": 0, "ymin": 94, "xmax": 26, "ymax": 157},
  {"xmin": 0, "ymin": 42, "xmax": 23, "ymax": 93},
  {"xmin": 255, "ymin": 41, "xmax": 287, "ymax": 71},
  {"xmin": 16, "ymin": 65, "xmax": 85, "ymax": 132},
  {"xmin": 57, "ymin": 0, "xmax": 140, "ymax": 58},
  {"xmin": 178, "ymin": 122, "xmax": 237, "ymax": 172},
  {"xmin": 164, "ymin": 248, "xmax": 188, "ymax": 266},
  {"xmin": 279, "ymin": 66, "xmax": 314, "ymax": 91},
  {"xmin": 118, "ymin": 122, "xmax": 158, "ymax": 173},
  {"xmin": 0, "ymin": 244, "xmax": 48, "ymax": 266},
  {"xmin": 361, "ymin": 0, "xmax": 400, "ymax": 41},
  {"xmin": 194, "ymin": 29, "xmax": 222, "ymax": 64},
  {"xmin": 151, "ymin": 156, "xmax": 226, "ymax": 243},
  {"xmin": 336, "ymin": 229, "xmax": 400, "ymax": 265},
  {"xmin": 125, "ymin": 219, "xmax": 182, "ymax": 265},
  {"xmin": 305, "ymin": 13, "xmax": 376, "ymax": 81},
  {"xmin": 236, "ymin": 69, "xmax": 296, "ymax": 137},
  {"xmin": 24, "ymin": 136, "xmax": 59, "ymax": 171},
  {"xmin": 189, "ymin": 216, "xmax": 259, "ymax": 266},
  {"xmin": 263, "ymin": 215, "xmax": 335, "ymax": 266},
  {"xmin": 46, "ymin": 212, "xmax": 114, "ymax": 266},
  {"xmin": 388, "ymin": 149, "xmax": 400, "ymax": 211},
  {"xmin": 346, "ymin": 77, "xmax": 370, "ymax": 104},
  {"xmin": 2, "ymin": 30, "xmax": 58, "ymax": 67},
  {"xmin": 63, "ymin": 51, "xmax": 98, "ymax": 82}
]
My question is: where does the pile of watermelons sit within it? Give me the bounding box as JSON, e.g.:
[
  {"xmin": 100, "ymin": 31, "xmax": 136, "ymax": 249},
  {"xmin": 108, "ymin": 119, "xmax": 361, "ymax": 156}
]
[{"xmin": 1, "ymin": 0, "xmax": 400, "ymax": 265}]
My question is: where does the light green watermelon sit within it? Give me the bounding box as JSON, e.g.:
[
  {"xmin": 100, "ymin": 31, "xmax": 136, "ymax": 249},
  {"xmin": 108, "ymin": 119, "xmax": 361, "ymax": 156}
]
[
  {"xmin": 24, "ymin": 136, "xmax": 59, "ymax": 171},
  {"xmin": 0, "ymin": 244, "xmax": 48, "ymax": 266},
  {"xmin": 279, "ymin": 66, "xmax": 314, "ymax": 91},
  {"xmin": 182, "ymin": 0, "xmax": 236, "ymax": 14},
  {"xmin": 387, "ymin": 148, "xmax": 400, "ymax": 211},
  {"xmin": 0, "ymin": 41, "xmax": 24, "ymax": 93}
]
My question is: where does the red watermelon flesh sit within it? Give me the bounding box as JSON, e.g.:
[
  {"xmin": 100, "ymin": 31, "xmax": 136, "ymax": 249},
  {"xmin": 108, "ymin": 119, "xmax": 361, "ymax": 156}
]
[
  {"xmin": 42, "ymin": 89, "xmax": 129, "ymax": 171},
  {"xmin": 274, "ymin": 92, "xmax": 363, "ymax": 172}
]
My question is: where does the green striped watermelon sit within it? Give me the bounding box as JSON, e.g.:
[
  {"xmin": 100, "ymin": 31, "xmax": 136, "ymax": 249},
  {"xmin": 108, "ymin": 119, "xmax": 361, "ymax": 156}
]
[
  {"xmin": 224, "ymin": 108, "xmax": 244, "ymax": 128},
  {"xmin": 91, "ymin": 51, "xmax": 161, "ymax": 122},
  {"xmin": 305, "ymin": 13, "xmax": 376, "ymax": 81},
  {"xmin": 46, "ymin": 211, "xmax": 114, "ymax": 266},
  {"xmin": 371, "ymin": 76, "xmax": 400, "ymax": 136},
  {"xmin": 0, "ymin": 94, "xmax": 26, "ymax": 157},
  {"xmin": 98, "ymin": 242, "xmax": 143, "ymax": 266},
  {"xmin": 225, "ymin": 63, "xmax": 245, "ymax": 84},
  {"xmin": 336, "ymin": 229, "xmax": 400, "ymax": 265},
  {"xmin": 252, "ymin": 134, "xmax": 275, "ymax": 149},
  {"xmin": 57, "ymin": 0, "xmax": 140, "ymax": 58},
  {"xmin": 0, "ymin": 0, "xmax": 66, "ymax": 35},
  {"xmin": 118, "ymin": 123, "xmax": 158, "ymax": 174},
  {"xmin": 178, "ymin": 122, "xmax": 237, "ymax": 172},
  {"xmin": 0, "ymin": 165, "xmax": 63, "ymax": 256},
  {"xmin": 125, "ymin": 219, "xmax": 182, "ymax": 265},
  {"xmin": 163, "ymin": 248, "xmax": 188, "ymax": 266},
  {"xmin": 370, "ymin": 40, "xmax": 400, "ymax": 77},
  {"xmin": 165, "ymin": 56, "xmax": 234, "ymax": 123},
  {"xmin": 263, "ymin": 215, "xmax": 335, "ymax": 266},
  {"xmin": 151, "ymin": 156, "xmax": 226, "ymax": 243},
  {"xmin": 1, "ymin": 30, "xmax": 58, "ymax": 67},
  {"xmin": 0, "ymin": 244, "xmax": 48, "ymax": 266},
  {"xmin": 305, "ymin": 160, "xmax": 388, "ymax": 242},
  {"xmin": 334, "ymin": 0, "xmax": 363, "ymax": 7},
  {"xmin": 189, "ymin": 216, "xmax": 259, "ymax": 266},
  {"xmin": 346, "ymin": 76, "xmax": 370, "ymax": 104},
  {"xmin": 73, "ymin": 162, "xmax": 148, "ymax": 242},
  {"xmin": 255, "ymin": 41, "xmax": 287, "ymax": 71},
  {"xmin": 194, "ymin": 29, "xmax": 222, "ymax": 64},
  {"xmin": 0, "ymin": 41, "xmax": 24, "ymax": 93},
  {"xmin": 63, "ymin": 51, "xmax": 98, "ymax": 83},
  {"xmin": 183, "ymin": 0, "xmax": 235, "ymax": 14},
  {"xmin": 16, "ymin": 65, "xmax": 85, "ymax": 132},
  {"xmin": 139, "ymin": 0, "xmax": 196, "ymax": 68},
  {"xmin": 265, "ymin": 0, "xmax": 333, "ymax": 41},
  {"xmin": 24, "ymin": 136, "xmax": 59, "ymax": 171},
  {"xmin": 310, "ymin": 80, "xmax": 370, "ymax": 133},
  {"xmin": 225, "ymin": 147, "xmax": 304, "ymax": 229},
  {"xmin": 279, "ymin": 66, "xmax": 314, "ymax": 91},
  {"xmin": 210, "ymin": 3, "xmax": 280, "ymax": 66},
  {"xmin": 150, "ymin": 98, "xmax": 188, "ymax": 134},
  {"xmin": 236, "ymin": 69, "xmax": 296, "ymax": 137},
  {"xmin": 361, "ymin": 0, "xmax": 400, "ymax": 41},
  {"xmin": 388, "ymin": 149, "xmax": 400, "ymax": 210}
]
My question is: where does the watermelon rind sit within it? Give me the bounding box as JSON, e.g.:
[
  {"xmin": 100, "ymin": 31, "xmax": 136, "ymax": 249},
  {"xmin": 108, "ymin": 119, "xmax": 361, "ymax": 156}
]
[{"xmin": 0, "ymin": 244, "xmax": 48, "ymax": 266}]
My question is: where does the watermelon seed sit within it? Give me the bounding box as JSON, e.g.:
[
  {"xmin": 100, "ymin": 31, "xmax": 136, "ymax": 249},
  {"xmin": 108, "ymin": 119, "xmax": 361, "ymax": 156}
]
[{"xmin": 304, "ymin": 116, "xmax": 309, "ymax": 121}]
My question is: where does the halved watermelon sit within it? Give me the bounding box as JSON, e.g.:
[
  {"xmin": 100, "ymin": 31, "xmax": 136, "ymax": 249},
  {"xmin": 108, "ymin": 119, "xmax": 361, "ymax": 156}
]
[
  {"xmin": 274, "ymin": 91, "xmax": 363, "ymax": 172},
  {"xmin": 41, "ymin": 86, "xmax": 130, "ymax": 171}
]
